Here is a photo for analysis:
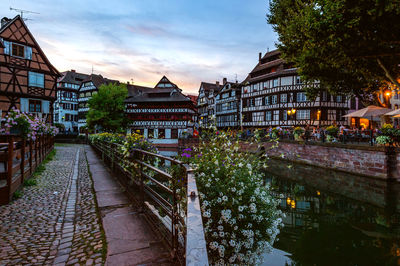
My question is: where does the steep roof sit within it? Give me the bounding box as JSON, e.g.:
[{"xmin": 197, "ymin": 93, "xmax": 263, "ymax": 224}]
[
  {"xmin": 126, "ymin": 76, "xmax": 192, "ymax": 103},
  {"xmin": 247, "ymin": 49, "xmax": 298, "ymax": 83},
  {"xmin": 81, "ymin": 74, "xmax": 119, "ymax": 89},
  {"xmin": 58, "ymin": 70, "xmax": 90, "ymax": 84},
  {"xmin": 199, "ymin": 81, "xmax": 221, "ymax": 96},
  {"xmin": 0, "ymin": 15, "xmax": 60, "ymax": 77},
  {"xmin": 154, "ymin": 75, "xmax": 179, "ymax": 89}
]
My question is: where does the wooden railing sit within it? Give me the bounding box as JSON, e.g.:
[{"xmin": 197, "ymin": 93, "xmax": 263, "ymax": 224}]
[
  {"xmin": 0, "ymin": 135, "xmax": 55, "ymax": 205},
  {"xmin": 90, "ymin": 139, "xmax": 209, "ymax": 265}
]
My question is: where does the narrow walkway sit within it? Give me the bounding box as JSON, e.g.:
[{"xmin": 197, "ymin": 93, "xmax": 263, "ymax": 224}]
[
  {"xmin": 0, "ymin": 145, "xmax": 104, "ymax": 265},
  {"xmin": 85, "ymin": 145, "xmax": 173, "ymax": 266},
  {"xmin": 0, "ymin": 144, "xmax": 173, "ymax": 266}
]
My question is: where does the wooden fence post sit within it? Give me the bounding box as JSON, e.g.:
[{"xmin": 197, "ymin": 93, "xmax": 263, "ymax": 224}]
[
  {"xmin": 20, "ymin": 138, "xmax": 25, "ymax": 183},
  {"xmin": 29, "ymin": 140, "xmax": 33, "ymax": 175},
  {"xmin": 7, "ymin": 136, "xmax": 14, "ymax": 201}
]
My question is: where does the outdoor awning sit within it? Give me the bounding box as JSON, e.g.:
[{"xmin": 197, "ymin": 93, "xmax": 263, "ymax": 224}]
[
  {"xmin": 343, "ymin": 105, "xmax": 391, "ymax": 119},
  {"xmin": 384, "ymin": 109, "xmax": 400, "ymax": 116}
]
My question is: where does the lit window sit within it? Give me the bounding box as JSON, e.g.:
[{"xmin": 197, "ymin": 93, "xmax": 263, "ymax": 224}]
[{"xmin": 28, "ymin": 72, "xmax": 44, "ymax": 88}]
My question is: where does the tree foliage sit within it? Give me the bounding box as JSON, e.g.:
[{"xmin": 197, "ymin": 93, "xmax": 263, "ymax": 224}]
[
  {"xmin": 86, "ymin": 83, "xmax": 128, "ymax": 132},
  {"xmin": 267, "ymin": 0, "xmax": 400, "ymax": 103}
]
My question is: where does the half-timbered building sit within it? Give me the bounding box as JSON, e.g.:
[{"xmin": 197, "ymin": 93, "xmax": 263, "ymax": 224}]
[
  {"xmin": 215, "ymin": 81, "xmax": 241, "ymax": 129},
  {"xmin": 125, "ymin": 76, "xmax": 196, "ymax": 155},
  {"xmin": 0, "ymin": 16, "xmax": 60, "ymax": 121},
  {"xmin": 55, "ymin": 70, "xmax": 89, "ymax": 132},
  {"xmin": 241, "ymin": 50, "xmax": 348, "ymax": 128},
  {"xmin": 197, "ymin": 81, "xmax": 220, "ymax": 128},
  {"xmin": 77, "ymin": 74, "xmax": 118, "ymax": 131}
]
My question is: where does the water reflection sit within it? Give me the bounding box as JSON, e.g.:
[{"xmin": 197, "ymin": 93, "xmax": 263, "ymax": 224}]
[{"xmin": 264, "ymin": 159, "xmax": 400, "ymax": 266}]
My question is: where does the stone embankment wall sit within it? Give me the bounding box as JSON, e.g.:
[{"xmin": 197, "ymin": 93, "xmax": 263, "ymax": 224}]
[
  {"xmin": 256, "ymin": 141, "xmax": 397, "ymax": 180},
  {"xmin": 179, "ymin": 138, "xmax": 400, "ymax": 179}
]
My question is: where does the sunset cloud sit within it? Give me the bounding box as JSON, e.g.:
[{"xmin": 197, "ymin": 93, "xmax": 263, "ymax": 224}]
[{"xmin": 3, "ymin": 0, "xmax": 277, "ymax": 94}]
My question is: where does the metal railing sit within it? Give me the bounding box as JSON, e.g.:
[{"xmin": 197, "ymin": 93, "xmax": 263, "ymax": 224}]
[
  {"xmin": 0, "ymin": 135, "xmax": 55, "ymax": 205},
  {"xmin": 90, "ymin": 139, "xmax": 208, "ymax": 265}
]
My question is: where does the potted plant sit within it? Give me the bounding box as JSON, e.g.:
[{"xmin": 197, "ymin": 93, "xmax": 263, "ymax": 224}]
[
  {"xmin": 325, "ymin": 125, "xmax": 339, "ymax": 142},
  {"xmin": 293, "ymin": 127, "xmax": 304, "ymax": 141}
]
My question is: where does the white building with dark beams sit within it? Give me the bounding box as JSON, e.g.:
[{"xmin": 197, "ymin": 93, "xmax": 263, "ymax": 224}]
[
  {"xmin": 215, "ymin": 80, "xmax": 241, "ymax": 129},
  {"xmin": 241, "ymin": 50, "xmax": 348, "ymax": 128},
  {"xmin": 54, "ymin": 70, "xmax": 89, "ymax": 133},
  {"xmin": 197, "ymin": 81, "xmax": 221, "ymax": 128}
]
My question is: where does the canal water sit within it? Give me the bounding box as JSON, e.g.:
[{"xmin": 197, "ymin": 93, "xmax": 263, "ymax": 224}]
[{"xmin": 263, "ymin": 159, "xmax": 400, "ymax": 266}]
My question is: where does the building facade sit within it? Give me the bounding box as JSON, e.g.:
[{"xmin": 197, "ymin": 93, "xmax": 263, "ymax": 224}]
[
  {"xmin": 215, "ymin": 81, "xmax": 241, "ymax": 129},
  {"xmin": 55, "ymin": 70, "xmax": 88, "ymax": 132},
  {"xmin": 77, "ymin": 74, "xmax": 118, "ymax": 132},
  {"xmin": 241, "ymin": 50, "xmax": 348, "ymax": 128},
  {"xmin": 0, "ymin": 16, "xmax": 60, "ymax": 121},
  {"xmin": 125, "ymin": 76, "xmax": 196, "ymax": 155},
  {"xmin": 197, "ymin": 81, "xmax": 220, "ymax": 128}
]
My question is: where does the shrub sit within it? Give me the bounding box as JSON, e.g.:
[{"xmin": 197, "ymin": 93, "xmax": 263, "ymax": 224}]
[
  {"xmin": 293, "ymin": 127, "xmax": 304, "ymax": 136},
  {"xmin": 376, "ymin": 135, "xmax": 392, "ymax": 145},
  {"xmin": 182, "ymin": 129, "xmax": 283, "ymax": 265},
  {"xmin": 326, "ymin": 125, "xmax": 339, "ymax": 137},
  {"xmin": 13, "ymin": 190, "xmax": 23, "ymax": 200}
]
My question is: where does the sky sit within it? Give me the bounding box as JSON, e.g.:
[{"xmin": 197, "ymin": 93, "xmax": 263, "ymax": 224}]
[{"xmin": 2, "ymin": 0, "xmax": 278, "ymax": 94}]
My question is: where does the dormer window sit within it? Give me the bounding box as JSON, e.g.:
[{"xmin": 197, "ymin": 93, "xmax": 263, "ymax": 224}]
[{"xmin": 12, "ymin": 43, "xmax": 24, "ymax": 57}]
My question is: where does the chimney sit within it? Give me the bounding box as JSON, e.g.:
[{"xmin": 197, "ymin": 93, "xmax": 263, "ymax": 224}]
[
  {"xmin": 259, "ymin": 52, "xmax": 262, "ymax": 63},
  {"xmin": 71, "ymin": 69, "xmax": 76, "ymax": 73},
  {"xmin": 1, "ymin": 17, "xmax": 10, "ymax": 29},
  {"xmin": 223, "ymin": 77, "xmax": 227, "ymax": 85}
]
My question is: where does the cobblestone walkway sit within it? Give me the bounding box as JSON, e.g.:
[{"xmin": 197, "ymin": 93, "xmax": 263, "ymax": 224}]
[{"xmin": 0, "ymin": 145, "xmax": 105, "ymax": 266}]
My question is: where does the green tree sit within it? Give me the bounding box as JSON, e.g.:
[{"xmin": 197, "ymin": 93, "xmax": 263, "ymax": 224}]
[
  {"xmin": 268, "ymin": 0, "xmax": 400, "ymax": 104},
  {"xmin": 86, "ymin": 83, "xmax": 128, "ymax": 132}
]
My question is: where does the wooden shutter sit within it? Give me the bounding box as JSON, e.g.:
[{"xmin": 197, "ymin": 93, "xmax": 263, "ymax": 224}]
[
  {"xmin": 42, "ymin": 100, "xmax": 50, "ymax": 114},
  {"xmin": 20, "ymin": 98, "xmax": 29, "ymax": 112}
]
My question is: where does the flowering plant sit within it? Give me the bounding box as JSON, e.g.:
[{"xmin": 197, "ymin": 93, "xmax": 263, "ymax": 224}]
[
  {"xmin": 0, "ymin": 108, "xmax": 57, "ymax": 139},
  {"xmin": 182, "ymin": 128, "xmax": 283, "ymax": 265}
]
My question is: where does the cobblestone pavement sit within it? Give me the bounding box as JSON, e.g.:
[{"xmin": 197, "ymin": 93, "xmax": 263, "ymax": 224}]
[{"xmin": 0, "ymin": 144, "xmax": 105, "ymax": 266}]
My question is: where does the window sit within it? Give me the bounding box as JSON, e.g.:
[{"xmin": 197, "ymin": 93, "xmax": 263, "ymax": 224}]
[
  {"xmin": 336, "ymin": 95, "xmax": 343, "ymax": 102},
  {"xmin": 148, "ymin": 129, "xmax": 154, "ymax": 138},
  {"xmin": 252, "ymin": 112, "xmax": 264, "ymax": 122},
  {"xmin": 273, "ymin": 79, "xmax": 279, "ymax": 87},
  {"xmin": 297, "ymin": 92, "xmax": 307, "ymax": 102},
  {"xmin": 158, "ymin": 129, "xmax": 165, "ymax": 139},
  {"xmin": 255, "ymin": 97, "xmax": 263, "ymax": 106},
  {"xmin": 265, "ymin": 111, "xmax": 272, "ymax": 121},
  {"xmin": 171, "ymin": 129, "xmax": 178, "ymax": 139},
  {"xmin": 28, "ymin": 72, "xmax": 44, "ymax": 88},
  {"xmin": 296, "ymin": 76, "xmax": 302, "ymax": 84},
  {"xmin": 265, "ymin": 96, "xmax": 270, "ymax": 105},
  {"xmin": 272, "ymin": 95, "xmax": 278, "ymax": 104},
  {"xmin": 280, "ymin": 94, "xmax": 287, "ymax": 103},
  {"xmin": 12, "ymin": 43, "xmax": 24, "ymax": 57},
  {"xmin": 282, "ymin": 110, "xmax": 288, "ymax": 120},
  {"xmin": 296, "ymin": 110, "xmax": 310, "ymax": 120},
  {"xmin": 29, "ymin": 100, "xmax": 41, "ymax": 113},
  {"xmin": 321, "ymin": 91, "xmax": 328, "ymax": 102},
  {"xmin": 273, "ymin": 110, "xmax": 279, "ymax": 121}
]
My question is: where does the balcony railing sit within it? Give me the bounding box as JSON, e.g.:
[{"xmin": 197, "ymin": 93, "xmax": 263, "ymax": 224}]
[{"xmin": 90, "ymin": 139, "xmax": 208, "ymax": 265}]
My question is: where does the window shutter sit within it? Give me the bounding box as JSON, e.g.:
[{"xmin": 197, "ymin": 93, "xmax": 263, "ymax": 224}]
[
  {"xmin": 42, "ymin": 100, "xmax": 50, "ymax": 114},
  {"xmin": 20, "ymin": 98, "xmax": 29, "ymax": 112},
  {"xmin": 4, "ymin": 41, "xmax": 10, "ymax": 55},
  {"xmin": 25, "ymin": 46, "xmax": 32, "ymax": 60}
]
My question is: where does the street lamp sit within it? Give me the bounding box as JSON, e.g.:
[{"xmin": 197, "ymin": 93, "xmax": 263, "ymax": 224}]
[{"xmin": 287, "ymin": 108, "xmax": 296, "ymax": 121}]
